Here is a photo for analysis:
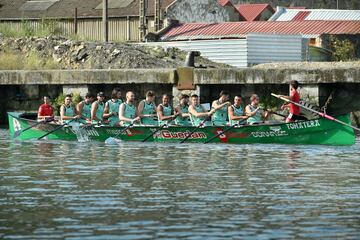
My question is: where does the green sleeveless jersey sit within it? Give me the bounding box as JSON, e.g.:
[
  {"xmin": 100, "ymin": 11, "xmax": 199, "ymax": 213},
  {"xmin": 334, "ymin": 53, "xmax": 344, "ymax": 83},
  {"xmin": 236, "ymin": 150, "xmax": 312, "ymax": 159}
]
[
  {"xmin": 229, "ymin": 105, "xmax": 245, "ymax": 126},
  {"xmin": 175, "ymin": 104, "xmax": 191, "ymax": 126},
  {"xmin": 63, "ymin": 104, "xmax": 75, "ymax": 123},
  {"xmin": 212, "ymin": 100, "xmax": 228, "ymax": 126},
  {"xmin": 190, "ymin": 104, "xmax": 211, "ymax": 126},
  {"xmin": 121, "ymin": 102, "xmax": 136, "ymax": 126},
  {"xmin": 80, "ymin": 101, "xmax": 91, "ymax": 120},
  {"xmin": 140, "ymin": 100, "xmax": 157, "ymax": 125},
  {"xmin": 107, "ymin": 99, "xmax": 122, "ymax": 126},
  {"xmin": 95, "ymin": 101, "xmax": 105, "ymax": 122},
  {"xmin": 247, "ymin": 104, "xmax": 262, "ymax": 124},
  {"xmin": 158, "ymin": 104, "xmax": 173, "ymax": 125}
]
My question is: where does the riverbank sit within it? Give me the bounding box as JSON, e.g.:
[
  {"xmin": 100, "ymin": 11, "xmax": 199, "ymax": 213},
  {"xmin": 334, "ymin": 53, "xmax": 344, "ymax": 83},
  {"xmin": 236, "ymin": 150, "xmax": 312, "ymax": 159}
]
[{"xmin": 0, "ymin": 36, "xmax": 229, "ymax": 70}]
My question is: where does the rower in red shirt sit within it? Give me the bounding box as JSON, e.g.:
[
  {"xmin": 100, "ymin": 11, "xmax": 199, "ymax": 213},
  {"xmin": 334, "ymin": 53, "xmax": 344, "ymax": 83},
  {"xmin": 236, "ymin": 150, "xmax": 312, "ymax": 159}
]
[
  {"xmin": 37, "ymin": 95, "xmax": 54, "ymax": 121},
  {"xmin": 280, "ymin": 80, "xmax": 306, "ymax": 123}
]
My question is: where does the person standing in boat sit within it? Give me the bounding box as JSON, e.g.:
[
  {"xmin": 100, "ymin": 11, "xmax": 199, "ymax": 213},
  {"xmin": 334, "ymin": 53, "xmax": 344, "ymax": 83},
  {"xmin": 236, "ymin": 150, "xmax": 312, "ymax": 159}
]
[
  {"xmin": 211, "ymin": 90, "xmax": 231, "ymax": 126},
  {"xmin": 37, "ymin": 95, "xmax": 54, "ymax": 121},
  {"xmin": 245, "ymin": 94, "xmax": 269, "ymax": 125},
  {"xmin": 228, "ymin": 95, "xmax": 248, "ymax": 126},
  {"xmin": 103, "ymin": 88, "xmax": 122, "ymax": 126},
  {"xmin": 119, "ymin": 91, "xmax": 141, "ymax": 126},
  {"xmin": 188, "ymin": 94, "xmax": 214, "ymax": 126},
  {"xmin": 157, "ymin": 94, "xmax": 179, "ymax": 125},
  {"xmin": 77, "ymin": 93, "xmax": 94, "ymax": 124},
  {"xmin": 175, "ymin": 94, "xmax": 192, "ymax": 126},
  {"xmin": 137, "ymin": 90, "xmax": 157, "ymax": 126},
  {"xmin": 60, "ymin": 94, "xmax": 80, "ymax": 123},
  {"xmin": 91, "ymin": 92, "xmax": 107, "ymax": 124},
  {"xmin": 279, "ymin": 80, "xmax": 305, "ymax": 123}
]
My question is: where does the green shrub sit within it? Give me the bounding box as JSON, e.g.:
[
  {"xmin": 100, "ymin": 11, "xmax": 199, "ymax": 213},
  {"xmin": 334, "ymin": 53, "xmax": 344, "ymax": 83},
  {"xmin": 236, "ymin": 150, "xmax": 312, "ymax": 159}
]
[
  {"xmin": 330, "ymin": 37, "xmax": 356, "ymax": 61},
  {"xmin": 0, "ymin": 51, "xmax": 25, "ymax": 69}
]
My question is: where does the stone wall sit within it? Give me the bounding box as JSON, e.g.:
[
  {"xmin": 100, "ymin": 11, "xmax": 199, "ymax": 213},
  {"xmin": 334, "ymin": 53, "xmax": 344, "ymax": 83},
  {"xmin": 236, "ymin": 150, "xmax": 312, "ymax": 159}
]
[{"xmin": 166, "ymin": 0, "xmax": 240, "ymax": 23}]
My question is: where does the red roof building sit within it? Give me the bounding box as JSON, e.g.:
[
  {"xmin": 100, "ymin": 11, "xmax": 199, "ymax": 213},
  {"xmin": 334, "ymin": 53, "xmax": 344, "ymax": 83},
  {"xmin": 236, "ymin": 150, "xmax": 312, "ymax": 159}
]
[
  {"xmin": 235, "ymin": 3, "xmax": 275, "ymax": 21},
  {"xmin": 161, "ymin": 21, "xmax": 360, "ymax": 41}
]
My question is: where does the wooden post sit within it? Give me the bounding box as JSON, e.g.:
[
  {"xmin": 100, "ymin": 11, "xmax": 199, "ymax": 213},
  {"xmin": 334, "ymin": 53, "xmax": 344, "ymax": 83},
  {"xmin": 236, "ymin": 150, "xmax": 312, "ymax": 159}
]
[
  {"xmin": 139, "ymin": 0, "xmax": 146, "ymax": 41},
  {"xmin": 154, "ymin": 0, "xmax": 160, "ymax": 31},
  {"xmin": 126, "ymin": 16, "xmax": 131, "ymax": 41},
  {"xmin": 74, "ymin": 8, "xmax": 78, "ymax": 35},
  {"xmin": 103, "ymin": 0, "xmax": 108, "ymax": 42}
]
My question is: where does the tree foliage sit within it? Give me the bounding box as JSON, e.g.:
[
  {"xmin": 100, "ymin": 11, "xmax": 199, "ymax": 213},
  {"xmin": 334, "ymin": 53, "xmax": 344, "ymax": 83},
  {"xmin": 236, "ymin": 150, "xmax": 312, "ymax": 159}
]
[{"xmin": 330, "ymin": 36, "xmax": 356, "ymax": 61}]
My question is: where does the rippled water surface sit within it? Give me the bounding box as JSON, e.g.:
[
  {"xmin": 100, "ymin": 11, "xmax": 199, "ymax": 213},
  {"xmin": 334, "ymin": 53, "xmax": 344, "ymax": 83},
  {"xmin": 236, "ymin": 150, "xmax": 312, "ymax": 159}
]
[{"xmin": 0, "ymin": 129, "xmax": 359, "ymax": 239}]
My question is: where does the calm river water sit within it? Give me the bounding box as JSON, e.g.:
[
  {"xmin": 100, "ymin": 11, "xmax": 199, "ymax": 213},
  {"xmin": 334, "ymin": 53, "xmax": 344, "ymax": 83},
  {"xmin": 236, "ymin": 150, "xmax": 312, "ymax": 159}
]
[{"xmin": 0, "ymin": 129, "xmax": 359, "ymax": 239}]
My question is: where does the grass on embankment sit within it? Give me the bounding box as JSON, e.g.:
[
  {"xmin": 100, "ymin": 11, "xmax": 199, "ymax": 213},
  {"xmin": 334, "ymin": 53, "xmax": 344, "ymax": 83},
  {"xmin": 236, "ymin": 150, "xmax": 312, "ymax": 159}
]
[{"xmin": 0, "ymin": 49, "xmax": 59, "ymax": 70}]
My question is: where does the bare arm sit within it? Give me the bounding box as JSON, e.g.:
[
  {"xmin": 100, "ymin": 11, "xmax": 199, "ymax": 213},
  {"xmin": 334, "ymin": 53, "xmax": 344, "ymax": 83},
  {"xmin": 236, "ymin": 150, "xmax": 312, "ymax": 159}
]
[
  {"xmin": 175, "ymin": 106, "xmax": 190, "ymax": 118},
  {"xmin": 228, "ymin": 106, "xmax": 248, "ymax": 121},
  {"xmin": 157, "ymin": 105, "xmax": 176, "ymax": 121},
  {"xmin": 91, "ymin": 102, "xmax": 98, "ymax": 121},
  {"xmin": 212, "ymin": 100, "xmax": 230, "ymax": 110},
  {"xmin": 137, "ymin": 101, "xmax": 148, "ymax": 118},
  {"xmin": 103, "ymin": 102, "xmax": 114, "ymax": 119},
  {"xmin": 119, "ymin": 104, "xmax": 140, "ymax": 123},
  {"xmin": 245, "ymin": 105, "xmax": 260, "ymax": 117},
  {"xmin": 188, "ymin": 105, "xmax": 211, "ymax": 118}
]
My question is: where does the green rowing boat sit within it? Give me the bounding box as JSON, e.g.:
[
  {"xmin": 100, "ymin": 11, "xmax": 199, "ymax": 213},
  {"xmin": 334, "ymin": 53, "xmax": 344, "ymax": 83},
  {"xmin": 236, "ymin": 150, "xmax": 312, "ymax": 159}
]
[{"xmin": 8, "ymin": 112, "xmax": 355, "ymax": 145}]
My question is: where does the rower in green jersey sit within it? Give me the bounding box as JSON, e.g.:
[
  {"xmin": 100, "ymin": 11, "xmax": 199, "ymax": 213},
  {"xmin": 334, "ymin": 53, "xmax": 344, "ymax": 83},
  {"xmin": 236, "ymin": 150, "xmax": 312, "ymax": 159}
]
[
  {"xmin": 137, "ymin": 90, "xmax": 157, "ymax": 126},
  {"xmin": 77, "ymin": 92, "xmax": 94, "ymax": 124},
  {"xmin": 188, "ymin": 94, "xmax": 214, "ymax": 126},
  {"xmin": 245, "ymin": 94, "xmax": 269, "ymax": 125},
  {"xmin": 228, "ymin": 95, "xmax": 248, "ymax": 126},
  {"xmin": 60, "ymin": 94, "xmax": 80, "ymax": 123},
  {"xmin": 211, "ymin": 90, "xmax": 231, "ymax": 126},
  {"xmin": 157, "ymin": 94, "xmax": 179, "ymax": 126},
  {"xmin": 91, "ymin": 91, "xmax": 107, "ymax": 124},
  {"xmin": 119, "ymin": 91, "xmax": 141, "ymax": 126},
  {"xmin": 103, "ymin": 88, "xmax": 122, "ymax": 126},
  {"xmin": 174, "ymin": 94, "xmax": 192, "ymax": 126}
]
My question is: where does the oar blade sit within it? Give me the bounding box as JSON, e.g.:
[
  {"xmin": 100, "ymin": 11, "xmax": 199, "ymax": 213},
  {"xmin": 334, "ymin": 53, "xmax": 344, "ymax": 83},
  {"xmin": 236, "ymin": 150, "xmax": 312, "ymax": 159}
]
[{"xmin": 105, "ymin": 137, "xmax": 121, "ymax": 145}]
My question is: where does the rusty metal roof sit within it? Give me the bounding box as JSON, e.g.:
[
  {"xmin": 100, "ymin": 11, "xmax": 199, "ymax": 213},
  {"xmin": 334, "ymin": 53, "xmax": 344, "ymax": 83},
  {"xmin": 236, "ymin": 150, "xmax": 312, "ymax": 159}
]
[
  {"xmin": 235, "ymin": 4, "xmax": 274, "ymax": 21},
  {"xmin": 161, "ymin": 21, "xmax": 360, "ymax": 41}
]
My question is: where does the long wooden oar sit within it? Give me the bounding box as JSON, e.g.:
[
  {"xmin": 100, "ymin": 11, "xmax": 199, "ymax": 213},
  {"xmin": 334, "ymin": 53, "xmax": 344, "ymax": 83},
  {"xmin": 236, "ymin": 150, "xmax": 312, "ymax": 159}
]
[
  {"xmin": 180, "ymin": 116, "xmax": 211, "ymax": 143},
  {"xmin": 204, "ymin": 124, "xmax": 239, "ymax": 144},
  {"xmin": 271, "ymin": 93, "xmax": 360, "ymax": 132},
  {"xmin": 14, "ymin": 117, "xmax": 53, "ymax": 138},
  {"xmin": 105, "ymin": 123, "xmax": 134, "ymax": 143},
  {"xmin": 37, "ymin": 119, "xmax": 76, "ymax": 140},
  {"xmin": 142, "ymin": 124, "xmax": 167, "ymax": 142}
]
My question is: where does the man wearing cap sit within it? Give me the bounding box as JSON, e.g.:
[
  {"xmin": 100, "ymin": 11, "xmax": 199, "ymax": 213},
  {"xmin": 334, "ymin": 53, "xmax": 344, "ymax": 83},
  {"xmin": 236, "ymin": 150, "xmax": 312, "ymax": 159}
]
[{"xmin": 91, "ymin": 92, "xmax": 106, "ymax": 124}]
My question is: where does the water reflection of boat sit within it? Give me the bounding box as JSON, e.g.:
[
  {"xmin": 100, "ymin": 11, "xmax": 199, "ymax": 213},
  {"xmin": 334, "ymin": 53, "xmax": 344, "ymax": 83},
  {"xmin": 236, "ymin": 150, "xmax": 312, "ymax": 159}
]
[{"xmin": 8, "ymin": 112, "xmax": 355, "ymax": 146}]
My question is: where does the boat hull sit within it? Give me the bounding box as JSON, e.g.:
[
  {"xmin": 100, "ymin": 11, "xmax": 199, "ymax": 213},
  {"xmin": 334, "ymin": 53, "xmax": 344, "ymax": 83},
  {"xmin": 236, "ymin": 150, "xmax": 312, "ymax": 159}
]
[{"xmin": 8, "ymin": 112, "xmax": 355, "ymax": 145}]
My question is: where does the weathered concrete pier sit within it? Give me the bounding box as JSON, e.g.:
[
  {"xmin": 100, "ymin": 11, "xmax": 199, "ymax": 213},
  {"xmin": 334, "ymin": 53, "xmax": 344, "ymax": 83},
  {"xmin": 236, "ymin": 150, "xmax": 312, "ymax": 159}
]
[{"xmin": 1, "ymin": 65, "xmax": 360, "ymax": 124}]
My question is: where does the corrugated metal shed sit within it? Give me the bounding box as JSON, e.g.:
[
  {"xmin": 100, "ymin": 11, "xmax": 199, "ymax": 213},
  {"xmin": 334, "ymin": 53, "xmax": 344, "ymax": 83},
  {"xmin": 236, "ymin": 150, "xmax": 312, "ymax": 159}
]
[
  {"xmin": 161, "ymin": 21, "xmax": 360, "ymax": 41},
  {"xmin": 269, "ymin": 8, "xmax": 360, "ymax": 21},
  {"xmin": 147, "ymin": 39, "xmax": 248, "ymax": 68},
  {"xmin": 145, "ymin": 33, "xmax": 306, "ymax": 68},
  {"xmin": 247, "ymin": 33, "xmax": 304, "ymax": 65}
]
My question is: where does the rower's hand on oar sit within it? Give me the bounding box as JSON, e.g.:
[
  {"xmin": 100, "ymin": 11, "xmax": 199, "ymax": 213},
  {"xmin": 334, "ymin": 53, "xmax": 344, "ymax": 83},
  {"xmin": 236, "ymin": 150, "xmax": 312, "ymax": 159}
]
[
  {"xmin": 131, "ymin": 116, "xmax": 141, "ymax": 124},
  {"xmin": 73, "ymin": 115, "xmax": 81, "ymax": 120},
  {"xmin": 208, "ymin": 109, "xmax": 216, "ymax": 116}
]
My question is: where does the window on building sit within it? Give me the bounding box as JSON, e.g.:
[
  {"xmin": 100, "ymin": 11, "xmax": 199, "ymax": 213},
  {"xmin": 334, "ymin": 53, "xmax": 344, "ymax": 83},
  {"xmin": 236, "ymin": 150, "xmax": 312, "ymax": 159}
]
[
  {"xmin": 95, "ymin": 0, "xmax": 135, "ymax": 10},
  {"xmin": 19, "ymin": 0, "xmax": 60, "ymax": 11}
]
